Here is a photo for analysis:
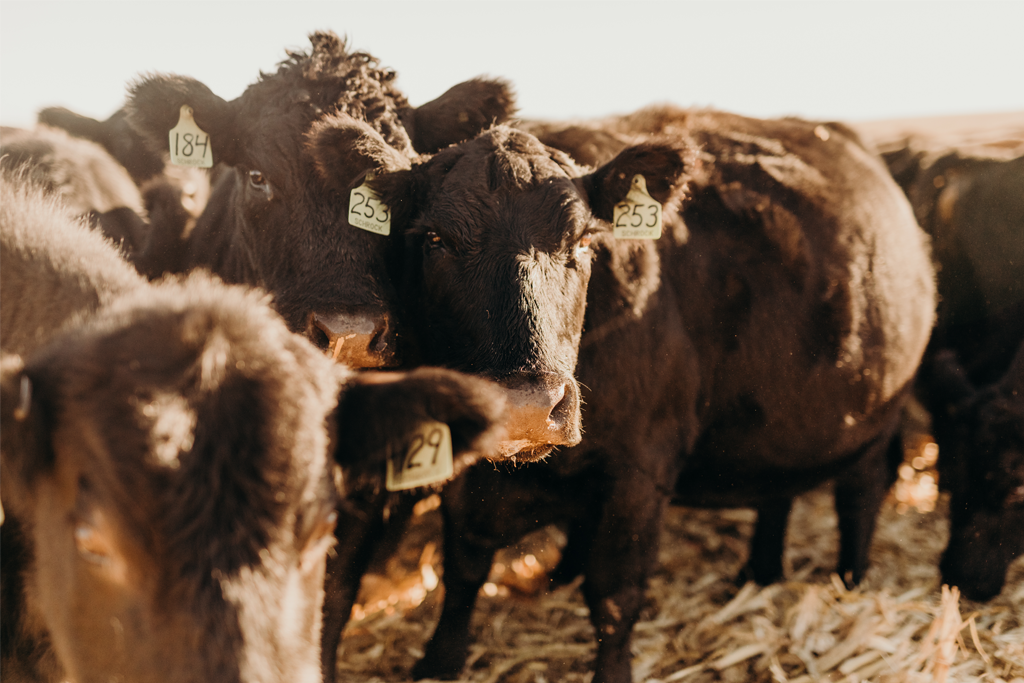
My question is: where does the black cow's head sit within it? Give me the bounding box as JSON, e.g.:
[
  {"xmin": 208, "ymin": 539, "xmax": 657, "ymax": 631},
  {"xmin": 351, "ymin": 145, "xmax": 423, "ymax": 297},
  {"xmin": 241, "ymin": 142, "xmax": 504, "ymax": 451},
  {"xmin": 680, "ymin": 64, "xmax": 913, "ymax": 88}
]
[
  {"xmin": 928, "ymin": 348, "xmax": 1024, "ymax": 600},
  {"xmin": 125, "ymin": 31, "xmax": 515, "ymax": 369},
  {"xmin": 315, "ymin": 118, "xmax": 691, "ymax": 460}
]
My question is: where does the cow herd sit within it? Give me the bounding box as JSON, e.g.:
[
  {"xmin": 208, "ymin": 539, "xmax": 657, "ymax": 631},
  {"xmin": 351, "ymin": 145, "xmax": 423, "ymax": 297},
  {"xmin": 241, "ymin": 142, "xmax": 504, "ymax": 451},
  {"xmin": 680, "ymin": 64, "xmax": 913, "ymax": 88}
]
[{"xmin": 1, "ymin": 30, "xmax": 1021, "ymax": 683}]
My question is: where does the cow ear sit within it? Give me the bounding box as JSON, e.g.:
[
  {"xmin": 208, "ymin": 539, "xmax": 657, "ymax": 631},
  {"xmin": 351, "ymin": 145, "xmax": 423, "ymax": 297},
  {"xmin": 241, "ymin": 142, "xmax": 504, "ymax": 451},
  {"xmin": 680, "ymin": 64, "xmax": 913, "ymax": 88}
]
[
  {"xmin": 1, "ymin": 354, "xmax": 55, "ymax": 518},
  {"xmin": 125, "ymin": 74, "xmax": 240, "ymax": 166},
  {"xmin": 306, "ymin": 112, "xmax": 413, "ymax": 195},
  {"xmin": 404, "ymin": 77, "xmax": 517, "ymax": 154},
  {"xmin": 332, "ymin": 368, "xmax": 508, "ymax": 487},
  {"xmin": 576, "ymin": 141, "xmax": 693, "ymax": 224},
  {"xmin": 37, "ymin": 106, "xmax": 106, "ymax": 141}
]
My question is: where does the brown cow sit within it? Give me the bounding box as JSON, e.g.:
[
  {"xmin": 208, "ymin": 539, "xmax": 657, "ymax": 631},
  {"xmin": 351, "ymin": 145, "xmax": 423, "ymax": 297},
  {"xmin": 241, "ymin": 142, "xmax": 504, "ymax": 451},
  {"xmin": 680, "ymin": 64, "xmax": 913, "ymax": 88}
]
[{"xmin": 0, "ymin": 125, "xmax": 164, "ymax": 256}]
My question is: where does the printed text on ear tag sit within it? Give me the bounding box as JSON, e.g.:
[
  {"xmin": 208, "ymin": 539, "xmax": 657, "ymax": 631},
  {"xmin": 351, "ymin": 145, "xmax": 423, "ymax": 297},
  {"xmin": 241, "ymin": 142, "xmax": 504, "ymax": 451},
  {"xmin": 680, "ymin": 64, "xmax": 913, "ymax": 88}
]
[
  {"xmin": 348, "ymin": 175, "xmax": 391, "ymax": 236},
  {"xmin": 613, "ymin": 174, "xmax": 662, "ymax": 239},
  {"xmin": 168, "ymin": 105, "xmax": 213, "ymax": 168},
  {"xmin": 385, "ymin": 421, "xmax": 454, "ymax": 491}
]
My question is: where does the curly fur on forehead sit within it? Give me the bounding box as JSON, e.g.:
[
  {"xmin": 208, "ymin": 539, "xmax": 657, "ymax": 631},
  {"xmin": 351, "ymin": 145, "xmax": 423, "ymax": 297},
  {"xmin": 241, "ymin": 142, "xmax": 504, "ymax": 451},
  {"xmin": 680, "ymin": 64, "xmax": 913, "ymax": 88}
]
[
  {"xmin": 255, "ymin": 31, "xmax": 414, "ymax": 154},
  {"xmin": 25, "ymin": 275, "xmax": 343, "ymax": 598}
]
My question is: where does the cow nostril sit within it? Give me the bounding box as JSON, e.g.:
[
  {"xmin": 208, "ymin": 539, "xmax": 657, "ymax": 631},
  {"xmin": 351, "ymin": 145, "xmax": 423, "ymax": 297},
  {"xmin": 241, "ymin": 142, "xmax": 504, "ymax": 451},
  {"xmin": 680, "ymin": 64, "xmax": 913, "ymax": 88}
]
[
  {"xmin": 547, "ymin": 382, "xmax": 574, "ymax": 428},
  {"xmin": 370, "ymin": 325, "xmax": 391, "ymax": 355},
  {"xmin": 308, "ymin": 323, "xmax": 331, "ymax": 352}
]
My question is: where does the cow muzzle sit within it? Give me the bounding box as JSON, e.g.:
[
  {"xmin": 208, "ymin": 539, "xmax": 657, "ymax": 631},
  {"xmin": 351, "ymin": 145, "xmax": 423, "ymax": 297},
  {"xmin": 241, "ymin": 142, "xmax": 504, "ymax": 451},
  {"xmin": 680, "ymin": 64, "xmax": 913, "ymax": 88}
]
[
  {"xmin": 493, "ymin": 373, "xmax": 581, "ymax": 462},
  {"xmin": 308, "ymin": 311, "xmax": 399, "ymax": 369}
]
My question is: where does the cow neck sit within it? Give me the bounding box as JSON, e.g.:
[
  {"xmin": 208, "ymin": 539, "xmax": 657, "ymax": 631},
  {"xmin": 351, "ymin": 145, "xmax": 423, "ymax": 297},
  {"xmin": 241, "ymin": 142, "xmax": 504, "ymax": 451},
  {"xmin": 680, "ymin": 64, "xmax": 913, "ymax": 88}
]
[{"xmin": 581, "ymin": 236, "xmax": 663, "ymax": 349}]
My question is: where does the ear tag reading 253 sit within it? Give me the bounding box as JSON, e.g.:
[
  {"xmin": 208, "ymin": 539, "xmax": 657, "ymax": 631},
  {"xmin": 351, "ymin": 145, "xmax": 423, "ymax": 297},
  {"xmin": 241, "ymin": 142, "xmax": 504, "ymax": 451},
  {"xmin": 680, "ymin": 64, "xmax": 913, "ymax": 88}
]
[
  {"xmin": 349, "ymin": 174, "xmax": 392, "ymax": 236},
  {"xmin": 385, "ymin": 421, "xmax": 454, "ymax": 491},
  {"xmin": 168, "ymin": 105, "xmax": 213, "ymax": 168},
  {"xmin": 613, "ymin": 174, "xmax": 662, "ymax": 239}
]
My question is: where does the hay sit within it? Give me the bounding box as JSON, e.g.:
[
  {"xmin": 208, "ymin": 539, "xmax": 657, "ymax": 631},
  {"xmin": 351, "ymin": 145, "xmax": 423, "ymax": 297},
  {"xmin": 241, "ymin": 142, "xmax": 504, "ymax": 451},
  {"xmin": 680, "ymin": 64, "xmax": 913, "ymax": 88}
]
[{"xmin": 335, "ymin": 457, "xmax": 1023, "ymax": 683}]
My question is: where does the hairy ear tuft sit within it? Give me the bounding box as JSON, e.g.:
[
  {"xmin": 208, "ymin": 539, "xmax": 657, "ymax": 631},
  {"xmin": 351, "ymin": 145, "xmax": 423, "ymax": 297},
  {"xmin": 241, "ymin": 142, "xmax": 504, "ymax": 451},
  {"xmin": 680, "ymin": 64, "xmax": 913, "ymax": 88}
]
[
  {"xmin": 333, "ymin": 368, "xmax": 508, "ymax": 489},
  {"xmin": 125, "ymin": 74, "xmax": 238, "ymax": 165},
  {"xmin": 406, "ymin": 77, "xmax": 518, "ymax": 154},
  {"xmin": 307, "ymin": 113, "xmax": 412, "ymax": 194},
  {"xmin": 580, "ymin": 140, "xmax": 695, "ymax": 223}
]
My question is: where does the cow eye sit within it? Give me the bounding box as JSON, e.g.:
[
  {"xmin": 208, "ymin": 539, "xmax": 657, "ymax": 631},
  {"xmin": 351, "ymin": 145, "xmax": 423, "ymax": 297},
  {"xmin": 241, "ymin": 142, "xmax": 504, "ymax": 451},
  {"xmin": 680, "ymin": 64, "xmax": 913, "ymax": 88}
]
[
  {"xmin": 575, "ymin": 233, "xmax": 594, "ymax": 257},
  {"xmin": 248, "ymin": 170, "xmax": 267, "ymax": 187},
  {"xmin": 426, "ymin": 231, "xmax": 446, "ymax": 251},
  {"xmin": 75, "ymin": 523, "xmax": 111, "ymax": 566}
]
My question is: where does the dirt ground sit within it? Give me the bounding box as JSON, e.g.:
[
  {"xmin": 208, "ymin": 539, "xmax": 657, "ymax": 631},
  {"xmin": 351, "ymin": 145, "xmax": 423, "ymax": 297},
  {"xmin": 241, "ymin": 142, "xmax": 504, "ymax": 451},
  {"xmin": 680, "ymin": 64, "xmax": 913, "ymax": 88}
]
[{"xmin": 334, "ymin": 465, "xmax": 1024, "ymax": 682}]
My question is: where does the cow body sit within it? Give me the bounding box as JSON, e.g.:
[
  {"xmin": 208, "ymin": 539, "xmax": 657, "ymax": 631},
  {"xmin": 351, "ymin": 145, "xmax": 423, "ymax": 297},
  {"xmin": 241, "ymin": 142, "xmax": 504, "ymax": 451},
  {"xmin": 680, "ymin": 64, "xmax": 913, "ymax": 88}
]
[
  {"xmin": 885, "ymin": 146, "xmax": 1024, "ymax": 384},
  {"xmin": 362, "ymin": 107, "xmax": 935, "ymax": 683},
  {"xmin": 0, "ymin": 174, "xmax": 508, "ymax": 682},
  {"xmin": 125, "ymin": 31, "xmax": 516, "ymax": 367},
  {"xmin": 0, "ymin": 125, "xmax": 162, "ymax": 255},
  {"xmin": 884, "ymin": 143, "xmax": 1024, "ymax": 598}
]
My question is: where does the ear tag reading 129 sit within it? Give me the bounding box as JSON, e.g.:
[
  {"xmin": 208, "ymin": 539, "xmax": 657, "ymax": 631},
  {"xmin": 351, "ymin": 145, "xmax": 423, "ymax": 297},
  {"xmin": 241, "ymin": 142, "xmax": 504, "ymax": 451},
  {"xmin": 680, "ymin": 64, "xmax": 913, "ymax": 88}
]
[
  {"xmin": 385, "ymin": 421, "xmax": 454, "ymax": 491},
  {"xmin": 168, "ymin": 105, "xmax": 213, "ymax": 168},
  {"xmin": 348, "ymin": 174, "xmax": 391, "ymax": 236},
  {"xmin": 613, "ymin": 174, "xmax": 662, "ymax": 239}
]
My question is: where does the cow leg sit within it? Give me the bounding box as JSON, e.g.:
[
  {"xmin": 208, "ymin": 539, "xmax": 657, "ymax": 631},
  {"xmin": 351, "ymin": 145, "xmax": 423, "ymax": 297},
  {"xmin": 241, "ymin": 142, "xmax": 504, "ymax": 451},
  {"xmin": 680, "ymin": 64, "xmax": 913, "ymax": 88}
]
[
  {"xmin": 415, "ymin": 464, "xmax": 577, "ymax": 680},
  {"xmin": 414, "ymin": 470, "xmax": 540, "ymax": 680},
  {"xmin": 320, "ymin": 489, "xmax": 390, "ymax": 683},
  {"xmin": 583, "ymin": 472, "xmax": 669, "ymax": 683},
  {"xmin": 411, "ymin": 516, "xmax": 498, "ymax": 680},
  {"xmin": 550, "ymin": 505, "xmax": 601, "ymax": 586},
  {"xmin": 739, "ymin": 497, "xmax": 792, "ymax": 585},
  {"xmin": 833, "ymin": 428, "xmax": 898, "ymax": 587}
]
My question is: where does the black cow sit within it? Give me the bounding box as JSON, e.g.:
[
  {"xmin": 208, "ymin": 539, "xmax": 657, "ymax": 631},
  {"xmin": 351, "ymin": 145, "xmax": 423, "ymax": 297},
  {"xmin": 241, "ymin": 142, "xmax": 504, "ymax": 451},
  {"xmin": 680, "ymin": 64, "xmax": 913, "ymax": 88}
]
[
  {"xmin": 0, "ymin": 173, "xmax": 508, "ymax": 682},
  {"xmin": 920, "ymin": 345, "xmax": 1024, "ymax": 600},
  {"xmin": 338, "ymin": 106, "xmax": 935, "ymax": 683},
  {"xmin": 124, "ymin": 31, "xmax": 516, "ymax": 368},
  {"xmin": 882, "ymin": 142, "xmax": 1024, "ymax": 598},
  {"xmin": 883, "ymin": 145, "xmax": 1024, "ymax": 382},
  {"xmin": 311, "ymin": 117, "xmax": 691, "ymax": 679}
]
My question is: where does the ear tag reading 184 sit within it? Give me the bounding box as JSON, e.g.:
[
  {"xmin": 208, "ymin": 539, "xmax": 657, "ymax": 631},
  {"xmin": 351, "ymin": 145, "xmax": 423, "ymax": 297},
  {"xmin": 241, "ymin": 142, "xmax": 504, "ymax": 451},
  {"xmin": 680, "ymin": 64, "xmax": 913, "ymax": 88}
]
[
  {"xmin": 613, "ymin": 174, "xmax": 662, "ymax": 239},
  {"xmin": 385, "ymin": 421, "xmax": 454, "ymax": 491},
  {"xmin": 168, "ymin": 105, "xmax": 213, "ymax": 168},
  {"xmin": 348, "ymin": 174, "xmax": 391, "ymax": 236}
]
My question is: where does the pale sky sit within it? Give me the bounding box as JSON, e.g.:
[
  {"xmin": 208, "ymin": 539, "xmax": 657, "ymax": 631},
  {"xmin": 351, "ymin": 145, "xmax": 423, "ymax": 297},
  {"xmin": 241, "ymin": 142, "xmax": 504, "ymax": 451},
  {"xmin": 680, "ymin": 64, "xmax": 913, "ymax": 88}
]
[{"xmin": 1, "ymin": 1, "xmax": 1022, "ymax": 130}]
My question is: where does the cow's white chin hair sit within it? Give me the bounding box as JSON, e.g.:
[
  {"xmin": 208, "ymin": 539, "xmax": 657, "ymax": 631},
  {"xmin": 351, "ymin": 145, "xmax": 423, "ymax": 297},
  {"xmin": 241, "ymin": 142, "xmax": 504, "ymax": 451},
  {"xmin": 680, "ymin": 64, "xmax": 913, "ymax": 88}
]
[{"xmin": 490, "ymin": 440, "xmax": 556, "ymax": 463}]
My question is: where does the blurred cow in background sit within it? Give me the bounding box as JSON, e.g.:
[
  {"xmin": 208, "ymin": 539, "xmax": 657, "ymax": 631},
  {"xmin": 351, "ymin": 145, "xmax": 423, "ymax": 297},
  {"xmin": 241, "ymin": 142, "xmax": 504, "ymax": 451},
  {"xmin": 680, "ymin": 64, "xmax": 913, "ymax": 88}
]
[{"xmin": 881, "ymin": 139, "xmax": 1024, "ymax": 599}]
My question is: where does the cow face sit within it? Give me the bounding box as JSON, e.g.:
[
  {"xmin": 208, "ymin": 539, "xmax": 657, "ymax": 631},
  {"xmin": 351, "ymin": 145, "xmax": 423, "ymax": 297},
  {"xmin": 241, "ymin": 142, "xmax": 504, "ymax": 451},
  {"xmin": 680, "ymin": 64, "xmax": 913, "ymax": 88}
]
[
  {"xmin": 360, "ymin": 124, "xmax": 690, "ymax": 461},
  {"xmin": 937, "ymin": 349, "xmax": 1024, "ymax": 600},
  {"xmin": 0, "ymin": 281, "xmax": 340, "ymax": 683},
  {"xmin": 126, "ymin": 32, "xmax": 515, "ymax": 369}
]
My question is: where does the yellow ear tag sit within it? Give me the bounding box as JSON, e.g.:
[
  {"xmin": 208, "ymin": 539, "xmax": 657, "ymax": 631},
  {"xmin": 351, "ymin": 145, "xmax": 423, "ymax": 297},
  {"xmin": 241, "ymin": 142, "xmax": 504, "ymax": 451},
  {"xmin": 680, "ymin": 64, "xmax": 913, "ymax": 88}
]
[
  {"xmin": 613, "ymin": 174, "xmax": 662, "ymax": 239},
  {"xmin": 386, "ymin": 421, "xmax": 454, "ymax": 491},
  {"xmin": 168, "ymin": 105, "xmax": 213, "ymax": 168},
  {"xmin": 348, "ymin": 174, "xmax": 392, "ymax": 236}
]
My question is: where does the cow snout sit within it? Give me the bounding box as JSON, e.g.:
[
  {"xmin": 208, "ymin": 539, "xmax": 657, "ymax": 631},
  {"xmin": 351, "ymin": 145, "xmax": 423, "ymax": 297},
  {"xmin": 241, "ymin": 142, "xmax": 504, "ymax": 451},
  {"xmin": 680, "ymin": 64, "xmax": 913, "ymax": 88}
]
[
  {"xmin": 495, "ymin": 374, "xmax": 581, "ymax": 462},
  {"xmin": 308, "ymin": 311, "xmax": 398, "ymax": 369}
]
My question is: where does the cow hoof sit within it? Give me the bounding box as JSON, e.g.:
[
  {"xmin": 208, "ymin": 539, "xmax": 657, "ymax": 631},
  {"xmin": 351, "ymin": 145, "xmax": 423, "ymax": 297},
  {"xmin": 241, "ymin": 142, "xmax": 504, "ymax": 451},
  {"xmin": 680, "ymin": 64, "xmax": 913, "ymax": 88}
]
[{"xmin": 412, "ymin": 654, "xmax": 463, "ymax": 681}]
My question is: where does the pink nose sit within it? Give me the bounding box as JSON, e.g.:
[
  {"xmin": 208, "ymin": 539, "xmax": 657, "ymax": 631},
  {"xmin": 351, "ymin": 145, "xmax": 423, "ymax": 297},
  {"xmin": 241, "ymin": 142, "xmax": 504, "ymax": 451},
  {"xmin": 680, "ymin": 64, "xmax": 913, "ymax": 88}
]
[
  {"xmin": 493, "ymin": 374, "xmax": 581, "ymax": 461},
  {"xmin": 308, "ymin": 312, "xmax": 398, "ymax": 369}
]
